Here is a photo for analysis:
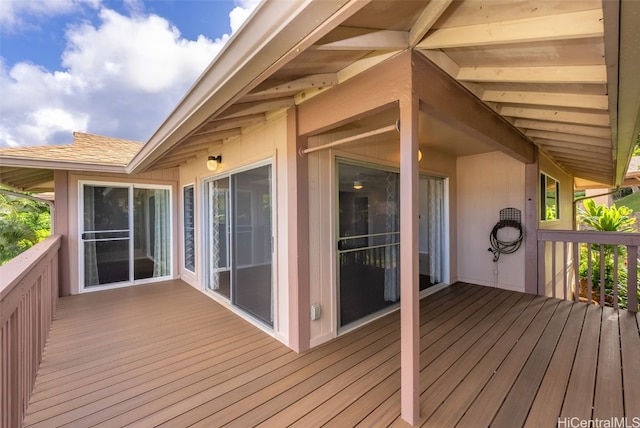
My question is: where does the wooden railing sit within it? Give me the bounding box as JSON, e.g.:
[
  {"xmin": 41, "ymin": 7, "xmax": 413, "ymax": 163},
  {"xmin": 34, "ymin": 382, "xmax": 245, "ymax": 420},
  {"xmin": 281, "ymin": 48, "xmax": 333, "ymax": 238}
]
[
  {"xmin": 1, "ymin": 235, "xmax": 61, "ymax": 428},
  {"xmin": 537, "ymin": 230, "xmax": 639, "ymax": 312}
]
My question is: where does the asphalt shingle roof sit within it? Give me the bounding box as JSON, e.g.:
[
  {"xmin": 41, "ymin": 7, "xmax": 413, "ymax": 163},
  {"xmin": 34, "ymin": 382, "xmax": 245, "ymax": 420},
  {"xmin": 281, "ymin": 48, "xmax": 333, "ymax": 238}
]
[{"xmin": 0, "ymin": 132, "xmax": 143, "ymax": 166}]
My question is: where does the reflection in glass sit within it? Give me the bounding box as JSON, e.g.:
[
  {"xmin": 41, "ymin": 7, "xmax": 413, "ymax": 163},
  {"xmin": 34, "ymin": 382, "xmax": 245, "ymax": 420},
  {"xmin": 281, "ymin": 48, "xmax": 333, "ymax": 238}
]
[
  {"xmin": 233, "ymin": 165, "xmax": 273, "ymax": 326},
  {"xmin": 133, "ymin": 188, "xmax": 171, "ymax": 280},
  {"xmin": 206, "ymin": 178, "xmax": 231, "ymax": 298},
  {"xmin": 83, "ymin": 185, "xmax": 130, "ymax": 287},
  {"xmin": 337, "ymin": 163, "xmax": 446, "ymax": 328}
]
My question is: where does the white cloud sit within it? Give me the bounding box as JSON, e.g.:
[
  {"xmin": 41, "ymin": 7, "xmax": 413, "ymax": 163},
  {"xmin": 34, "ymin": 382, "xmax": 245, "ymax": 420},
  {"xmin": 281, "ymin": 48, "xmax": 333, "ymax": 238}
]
[
  {"xmin": 0, "ymin": 0, "xmax": 101, "ymax": 32},
  {"xmin": 0, "ymin": 2, "xmax": 258, "ymax": 147},
  {"xmin": 229, "ymin": 0, "xmax": 261, "ymax": 33}
]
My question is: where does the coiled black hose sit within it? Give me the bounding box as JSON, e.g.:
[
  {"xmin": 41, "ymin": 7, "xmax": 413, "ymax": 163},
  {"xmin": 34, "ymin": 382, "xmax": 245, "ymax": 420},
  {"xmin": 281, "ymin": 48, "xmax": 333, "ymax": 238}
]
[{"xmin": 488, "ymin": 219, "xmax": 523, "ymax": 262}]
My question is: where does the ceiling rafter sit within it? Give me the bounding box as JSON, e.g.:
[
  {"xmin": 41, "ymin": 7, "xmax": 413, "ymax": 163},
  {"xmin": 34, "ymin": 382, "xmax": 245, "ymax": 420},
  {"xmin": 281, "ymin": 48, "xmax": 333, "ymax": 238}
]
[
  {"xmin": 409, "ymin": 0, "xmax": 453, "ymax": 47},
  {"xmin": 417, "ymin": 9, "xmax": 603, "ymax": 49},
  {"xmin": 500, "ymin": 106, "xmax": 610, "ymax": 127},
  {"xmin": 194, "ymin": 114, "xmax": 265, "ymax": 136},
  {"xmin": 514, "ymin": 119, "xmax": 611, "ymax": 138},
  {"xmin": 525, "ymin": 130, "xmax": 610, "ymax": 147},
  {"xmin": 242, "ymin": 73, "xmax": 338, "ymax": 102},
  {"xmin": 457, "ymin": 65, "xmax": 607, "ymax": 84},
  {"xmin": 314, "ymin": 30, "xmax": 408, "ymax": 51},
  {"xmin": 482, "ymin": 90, "xmax": 608, "ymax": 110},
  {"xmin": 217, "ymin": 98, "xmax": 295, "ymax": 120}
]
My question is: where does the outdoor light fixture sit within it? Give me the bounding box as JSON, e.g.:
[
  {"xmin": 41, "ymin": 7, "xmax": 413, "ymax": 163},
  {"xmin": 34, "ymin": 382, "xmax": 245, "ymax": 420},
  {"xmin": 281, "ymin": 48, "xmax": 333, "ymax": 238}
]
[
  {"xmin": 207, "ymin": 155, "xmax": 222, "ymax": 171},
  {"xmin": 418, "ymin": 149, "xmax": 423, "ymax": 162},
  {"xmin": 353, "ymin": 180, "xmax": 363, "ymax": 190}
]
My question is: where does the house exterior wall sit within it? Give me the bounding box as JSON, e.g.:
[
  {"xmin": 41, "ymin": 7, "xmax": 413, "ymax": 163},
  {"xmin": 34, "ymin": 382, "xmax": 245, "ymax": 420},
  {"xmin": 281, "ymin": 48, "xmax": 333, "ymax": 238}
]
[
  {"xmin": 306, "ymin": 130, "xmax": 457, "ymax": 347},
  {"xmin": 176, "ymin": 110, "xmax": 293, "ymax": 345},
  {"xmin": 538, "ymin": 152, "xmax": 575, "ymax": 296},
  {"xmin": 64, "ymin": 168, "xmax": 179, "ymax": 295},
  {"xmin": 457, "ymin": 151, "xmax": 526, "ymax": 292}
]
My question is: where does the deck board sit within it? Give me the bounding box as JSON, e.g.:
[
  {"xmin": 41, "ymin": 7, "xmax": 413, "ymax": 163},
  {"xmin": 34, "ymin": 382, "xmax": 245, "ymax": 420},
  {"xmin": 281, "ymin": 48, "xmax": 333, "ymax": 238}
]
[{"xmin": 22, "ymin": 280, "xmax": 640, "ymax": 428}]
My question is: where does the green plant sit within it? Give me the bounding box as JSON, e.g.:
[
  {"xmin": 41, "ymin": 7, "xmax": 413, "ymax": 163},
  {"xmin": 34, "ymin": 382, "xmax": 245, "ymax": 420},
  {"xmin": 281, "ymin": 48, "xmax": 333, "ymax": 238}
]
[{"xmin": 577, "ymin": 199, "xmax": 639, "ymax": 309}]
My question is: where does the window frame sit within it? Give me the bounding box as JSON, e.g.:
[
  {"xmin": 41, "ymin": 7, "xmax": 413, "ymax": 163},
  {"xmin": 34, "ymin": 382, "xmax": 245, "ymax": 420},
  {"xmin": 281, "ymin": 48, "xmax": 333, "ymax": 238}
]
[{"xmin": 540, "ymin": 172, "xmax": 560, "ymax": 222}]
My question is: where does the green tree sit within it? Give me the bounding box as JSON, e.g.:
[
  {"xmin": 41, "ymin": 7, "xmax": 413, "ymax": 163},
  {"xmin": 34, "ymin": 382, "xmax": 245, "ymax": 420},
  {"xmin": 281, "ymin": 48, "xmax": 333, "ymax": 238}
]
[{"xmin": 0, "ymin": 192, "xmax": 51, "ymax": 265}]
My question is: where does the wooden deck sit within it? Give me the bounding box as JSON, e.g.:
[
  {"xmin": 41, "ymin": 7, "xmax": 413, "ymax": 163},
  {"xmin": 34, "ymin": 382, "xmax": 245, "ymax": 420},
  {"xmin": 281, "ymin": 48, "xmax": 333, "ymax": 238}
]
[{"xmin": 23, "ymin": 281, "xmax": 640, "ymax": 427}]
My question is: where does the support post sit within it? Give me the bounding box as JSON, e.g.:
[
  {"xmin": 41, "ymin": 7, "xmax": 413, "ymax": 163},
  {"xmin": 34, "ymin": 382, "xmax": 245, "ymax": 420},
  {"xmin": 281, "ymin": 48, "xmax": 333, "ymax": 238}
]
[{"xmin": 399, "ymin": 92, "xmax": 420, "ymax": 425}]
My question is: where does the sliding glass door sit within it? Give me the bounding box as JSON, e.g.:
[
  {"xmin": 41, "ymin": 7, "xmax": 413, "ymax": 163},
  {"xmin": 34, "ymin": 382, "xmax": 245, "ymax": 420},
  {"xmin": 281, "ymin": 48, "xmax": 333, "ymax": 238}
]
[
  {"xmin": 205, "ymin": 164, "xmax": 273, "ymax": 326},
  {"xmin": 337, "ymin": 161, "xmax": 446, "ymax": 328},
  {"xmin": 80, "ymin": 182, "xmax": 171, "ymax": 290}
]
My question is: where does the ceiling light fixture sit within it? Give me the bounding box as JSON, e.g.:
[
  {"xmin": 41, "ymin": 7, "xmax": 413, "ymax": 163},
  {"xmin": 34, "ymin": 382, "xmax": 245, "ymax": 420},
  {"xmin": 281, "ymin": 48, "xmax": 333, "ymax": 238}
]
[{"xmin": 353, "ymin": 180, "xmax": 363, "ymax": 190}]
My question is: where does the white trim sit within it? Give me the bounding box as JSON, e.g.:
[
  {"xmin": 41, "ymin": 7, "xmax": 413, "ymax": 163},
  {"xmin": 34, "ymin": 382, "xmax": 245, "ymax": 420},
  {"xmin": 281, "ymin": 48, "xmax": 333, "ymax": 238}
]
[
  {"xmin": 181, "ymin": 183, "xmax": 196, "ymax": 274},
  {"xmin": 333, "ymin": 155, "xmax": 451, "ymax": 334},
  {"xmin": 201, "ymin": 157, "xmax": 276, "ymax": 329},
  {"xmin": 78, "ymin": 180, "xmax": 173, "ymax": 293}
]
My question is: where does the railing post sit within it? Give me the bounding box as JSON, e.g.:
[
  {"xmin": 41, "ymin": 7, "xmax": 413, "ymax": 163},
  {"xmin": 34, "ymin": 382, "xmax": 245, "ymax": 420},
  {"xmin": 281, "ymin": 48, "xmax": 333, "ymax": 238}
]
[
  {"xmin": 627, "ymin": 245, "xmax": 638, "ymax": 312},
  {"xmin": 537, "ymin": 239, "xmax": 545, "ymax": 295}
]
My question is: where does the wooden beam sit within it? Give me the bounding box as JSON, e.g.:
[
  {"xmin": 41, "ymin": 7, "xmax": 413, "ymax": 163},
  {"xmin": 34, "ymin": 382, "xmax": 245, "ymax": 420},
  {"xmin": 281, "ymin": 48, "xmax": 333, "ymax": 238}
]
[
  {"xmin": 242, "ymin": 74, "xmax": 338, "ymax": 102},
  {"xmin": 525, "ymin": 130, "xmax": 610, "ymax": 148},
  {"xmin": 457, "ymin": 65, "xmax": 607, "ymax": 84},
  {"xmin": 415, "ymin": 53, "xmax": 534, "ymax": 163},
  {"xmin": 194, "ymin": 114, "xmax": 265, "ymax": 135},
  {"xmin": 409, "ymin": 0, "xmax": 454, "ymax": 46},
  {"xmin": 218, "ymin": 98, "xmax": 295, "ymax": 120},
  {"xmin": 297, "ymin": 51, "xmax": 409, "ymax": 136},
  {"xmin": 482, "ymin": 90, "xmax": 609, "ymax": 111},
  {"xmin": 399, "ymin": 91, "xmax": 420, "ymax": 426},
  {"xmin": 500, "ymin": 106, "xmax": 610, "ymax": 127},
  {"xmin": 418, "ymin": 50, "xmax": 484, "ymax": 99},
  {"xmin": 315, "ymin": 30, "xmax": 408, "ymax": 50},
  {"xmin": 537, "ymin": 142, "xmax": 610, "ymax": 156},
  {"xmin": 417, "ymin": 9, "xmax": 603, "ymax": 49},
  {"xmin": 514, "ymin": 119, "xmax": 611, "ymax": 139}
]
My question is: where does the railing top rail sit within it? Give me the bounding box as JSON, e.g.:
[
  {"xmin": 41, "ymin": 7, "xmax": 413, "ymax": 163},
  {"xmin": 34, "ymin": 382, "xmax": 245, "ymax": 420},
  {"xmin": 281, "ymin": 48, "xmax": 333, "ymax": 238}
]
[
  {"xmin": 0, "ymin": 235, "xmax": 61, "ymax": 300},
  {"xmin": 537, "ymin": 230, "xmax": 640, "ymax": 246}
]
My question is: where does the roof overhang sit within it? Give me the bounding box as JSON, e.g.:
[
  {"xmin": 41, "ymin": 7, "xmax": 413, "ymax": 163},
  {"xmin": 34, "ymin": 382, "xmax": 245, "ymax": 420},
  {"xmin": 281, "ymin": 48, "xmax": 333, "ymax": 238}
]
[{"xmin": 127, "ymin": 0, "xmax": 639, "ymax": 189}]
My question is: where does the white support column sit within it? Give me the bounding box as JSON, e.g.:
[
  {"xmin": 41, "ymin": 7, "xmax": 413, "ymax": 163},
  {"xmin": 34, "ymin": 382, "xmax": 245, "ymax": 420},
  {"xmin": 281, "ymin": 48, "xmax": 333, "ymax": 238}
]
[{"xmin": 400, "ymin": 94, "xmax": 420, "ymax": 425}]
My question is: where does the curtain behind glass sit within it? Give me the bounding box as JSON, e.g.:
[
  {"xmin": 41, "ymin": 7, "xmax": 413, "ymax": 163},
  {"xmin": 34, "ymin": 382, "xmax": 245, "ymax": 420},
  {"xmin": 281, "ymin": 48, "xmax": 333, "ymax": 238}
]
[
  {"xmin": 83, "ymin": 186, "xmax": 99, "ymax": 286},
  {"xmin": 152, "ymin": 189, "xmax": 170, "ymax": 277},
  {"xmin": 427, "ymin": 178, "xmax": 444, "ymax": 284},
  {"xmin": 383, "ymin": 172, "xmax": 399, "ymax": 302}
]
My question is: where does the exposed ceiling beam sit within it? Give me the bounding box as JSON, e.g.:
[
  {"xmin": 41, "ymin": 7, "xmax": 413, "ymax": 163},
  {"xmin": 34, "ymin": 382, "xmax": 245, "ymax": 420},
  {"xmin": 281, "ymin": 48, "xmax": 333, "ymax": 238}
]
[
  {"xmin": 216, "ymin": 98, "xmax": 295, "ymax": 120},
  {"xmin": 178, "ymin": 129, "xmax": 241, "ymax": 148},
  {"xmin": 482, "ymin": 90, "xmax": 608, "ymax": 110},
  {"xmin": 500, "ymin": 106, "xmax": 610, "ymax": 127},
  {"xmin": 417, "ymin": 9, "xmax": 603, "ymax": 49},
  {"xmin": 457, "ymin": 65, "xmax": 607, "ymax": 84},
  {"xmin": 514, "ymin": 119, "xmax": 611, "ymax": 139},
  {"xmin": 526, "ymin": 130, "xmax": 609, "ymax": 147},
  {"xmin": 536, "ymin": 141, "xmax": 610, "ymax": 156},
  {"xmin": 409, "ymin": 0, "xmax": 454, "ymax": 47},
  {"xmin": 242, "ymin": 73, "xmax": 338, "ymax": 103},
  {"xmin": 418, "ymin": 50, "xmax": 484, "ymax": 99},
  {"xmin": 314, "ymin": 30, "xmax": 408, "ymax": 50},
  {"xmin": 194, "ymin": 114, "xmax": 265, "ymax": 136}
]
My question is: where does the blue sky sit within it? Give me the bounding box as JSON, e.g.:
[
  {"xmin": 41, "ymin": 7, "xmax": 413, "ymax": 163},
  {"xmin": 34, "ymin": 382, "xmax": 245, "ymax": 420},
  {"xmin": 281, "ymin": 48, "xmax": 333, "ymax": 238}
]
[{"xmin": 0, "ymin": 0, "xmax": 260, "ymax": 147}]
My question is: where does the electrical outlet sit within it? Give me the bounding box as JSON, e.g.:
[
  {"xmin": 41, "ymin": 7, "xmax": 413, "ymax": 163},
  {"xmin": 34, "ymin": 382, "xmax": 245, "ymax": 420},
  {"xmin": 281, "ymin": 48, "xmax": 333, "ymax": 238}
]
[{"xmin": 310, "ymin": 303, "xmax": 321, "ymax": 321}]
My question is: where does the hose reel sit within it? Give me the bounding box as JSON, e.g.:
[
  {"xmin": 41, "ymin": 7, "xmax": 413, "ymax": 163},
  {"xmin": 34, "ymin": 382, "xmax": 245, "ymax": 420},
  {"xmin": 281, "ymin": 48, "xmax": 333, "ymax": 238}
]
[{"xmin": 488, "ymin": 208, "xmax": 524, "ymax": 262}]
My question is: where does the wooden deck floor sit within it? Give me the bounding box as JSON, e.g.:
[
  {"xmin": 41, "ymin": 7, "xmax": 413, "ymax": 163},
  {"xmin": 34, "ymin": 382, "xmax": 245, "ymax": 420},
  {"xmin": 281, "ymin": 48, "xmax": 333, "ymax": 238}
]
[{"xmin": 23, "ymin": 281, "xmax": 640, "ymax": 427}]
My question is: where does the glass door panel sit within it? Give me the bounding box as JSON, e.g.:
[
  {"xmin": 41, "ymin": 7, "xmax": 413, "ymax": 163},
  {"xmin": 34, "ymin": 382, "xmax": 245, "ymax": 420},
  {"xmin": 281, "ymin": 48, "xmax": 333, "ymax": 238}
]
[
  {"xmin": 206, "ymin": 178, "xmax": 231, "ymax": 298},
  {"xmin": 232, "ymin": 165, "xmax": 273, "ymax": 326},
  {"xmin": 419, "ymin": 176, "xmax": 445, "ymax": 290},
  {"xmin": 337, "ymin": 163, "xmax": 399, "ymax": 327},
  {"xmin": 133, "ymin": 188, "xmax": 171, "ymax": 280},
  {"xmin": 82, "ymin": 185, "xmax": 131, "ymax": 287}
]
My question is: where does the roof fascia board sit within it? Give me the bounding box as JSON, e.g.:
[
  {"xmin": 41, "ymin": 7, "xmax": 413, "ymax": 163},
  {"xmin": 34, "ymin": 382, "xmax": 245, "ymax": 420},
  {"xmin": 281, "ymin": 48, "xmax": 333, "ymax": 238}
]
[
  {"xmin": 128, "ymin": 0, "xmax": 364, "ymax": 174},
  {"xmin": 0, "ymin": 156, "xmax": 127, "ymax": 173},
  {"xmin": 614, "ymin": 0, "xmax": 640, "ymax": 186}
]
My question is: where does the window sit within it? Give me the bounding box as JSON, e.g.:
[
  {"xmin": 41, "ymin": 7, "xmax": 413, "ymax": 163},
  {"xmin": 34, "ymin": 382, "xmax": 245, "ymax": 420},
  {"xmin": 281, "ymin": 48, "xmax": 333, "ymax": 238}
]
[
  {"xmin": 183, "ymin": 184, "xmax": 195, "ymax": 272},
  {"xmin": 540, "ymin": 173, "xmax": 559, "ymax": 221}
]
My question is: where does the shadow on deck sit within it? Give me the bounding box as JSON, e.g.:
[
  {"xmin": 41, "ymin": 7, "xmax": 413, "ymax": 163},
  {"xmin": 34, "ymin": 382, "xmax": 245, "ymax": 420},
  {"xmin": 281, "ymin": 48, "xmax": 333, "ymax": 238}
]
[{"xmin": 24, "ymin": 280, "xmax": 640, "ymax": 427}]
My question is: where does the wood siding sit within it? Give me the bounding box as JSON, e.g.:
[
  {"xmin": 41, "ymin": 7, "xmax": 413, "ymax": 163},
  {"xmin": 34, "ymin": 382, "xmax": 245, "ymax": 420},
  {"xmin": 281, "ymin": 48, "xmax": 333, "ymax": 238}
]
[{"xmin": 23, "ymin": 280, "xmax": 640, "ymax": 427}]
